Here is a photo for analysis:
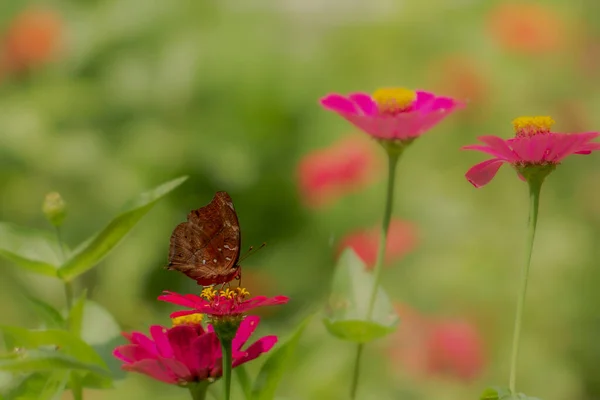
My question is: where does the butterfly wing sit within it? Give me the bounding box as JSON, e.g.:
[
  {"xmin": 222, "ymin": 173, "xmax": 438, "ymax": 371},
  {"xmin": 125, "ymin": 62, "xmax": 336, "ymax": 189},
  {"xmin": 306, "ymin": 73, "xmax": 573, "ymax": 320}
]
[{"xmin": 167, "ymin": 191, "xmax": 241, "ymax": 285}]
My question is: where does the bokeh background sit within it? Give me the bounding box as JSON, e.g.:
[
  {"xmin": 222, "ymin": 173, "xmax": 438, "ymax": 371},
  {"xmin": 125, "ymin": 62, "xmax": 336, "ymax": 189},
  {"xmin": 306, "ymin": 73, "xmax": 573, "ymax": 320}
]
[{"xmin": 1, "ymin": 0, "xmax": 600, "ymax": 399}]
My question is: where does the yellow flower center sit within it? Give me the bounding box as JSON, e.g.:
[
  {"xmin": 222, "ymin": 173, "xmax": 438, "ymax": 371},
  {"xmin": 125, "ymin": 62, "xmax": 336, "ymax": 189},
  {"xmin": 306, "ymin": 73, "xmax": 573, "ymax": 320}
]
[
  {"xmin": 372, "ymin": 88, "xmax": 416, "ymax": 115},
  {"xmin": 200, "ymin": 286, "xmax": 250, "ymax": 301},
  {"xmin": 171, "ymin": 313, "xmax": 203, "ymax": 326},
  {"xmin": 512, "ymin": 116, "xmax": 555, "ymax": 137}
]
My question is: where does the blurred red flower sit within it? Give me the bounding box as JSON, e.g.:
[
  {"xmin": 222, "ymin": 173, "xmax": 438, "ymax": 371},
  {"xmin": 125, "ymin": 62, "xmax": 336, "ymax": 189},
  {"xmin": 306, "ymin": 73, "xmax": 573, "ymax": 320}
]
[
  {"xmin": 337, "ymin": 219, "xmax": 418, "ymax": 269},
  {"xmin": 298, "ymin": 135, "xmax": 381, "ymax": 208},
  {"xmin": 486, "ymin": 3, "xmax": 565, "ymax": 54},
  {"xmin": 428, "ymin": 55, "xmax": 489, "ymax": 105},
  {"xmin": 1, "ymin": 7, "xmax": 63, "ymax": 73},
  {"xmin": 389, "ymin": 304, "xmax": 486, "ymax": 382}
]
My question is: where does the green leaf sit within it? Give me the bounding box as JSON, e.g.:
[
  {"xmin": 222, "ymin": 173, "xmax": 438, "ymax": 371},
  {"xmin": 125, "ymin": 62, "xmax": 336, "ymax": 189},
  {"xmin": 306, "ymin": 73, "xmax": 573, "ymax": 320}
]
[
  {"xmin": 57, "ymin": 176, "xmax": 188, "ymax": 280},
  {"xmin": 67, "ymin": 290, "xmax": 87, "ymax": 337},
  {"xmin": 68, "ymin": 372, "xmax": 83, "ymax": 400},
  {"xmin": 80, "ymin": 301, "xmax": 126, "ymax": 383},
  {"xmin": 0, "ymin": 326, "xmax": 107, "ymax": 370},
  {"xmin": 0, "ymin": 223, "xmax": 60, "ymax": 277},
  {"xmin": 251, "ymin": 315, "xmax": 312, "ymax": 400},
  {"xmin": 234, "ymin": 366, "xmax": 251, "ymax": 400},
  {"xmin": 2, "ymin": 371, "xmax": 68, "ymax": 400},
  {"xmin": 480, "ymin": 387, "xmax": 541, "ymax": 400},
  {"xmin": 0, "ymin": 350, "xmax": 109, "ymax": 376},
  {"xmin": 323, "ymin": 249, "xmax": 399, "ymax": 343},
  {"xmin": 22, "ymin": 295, "xmax": 64, "ymax": 330}
]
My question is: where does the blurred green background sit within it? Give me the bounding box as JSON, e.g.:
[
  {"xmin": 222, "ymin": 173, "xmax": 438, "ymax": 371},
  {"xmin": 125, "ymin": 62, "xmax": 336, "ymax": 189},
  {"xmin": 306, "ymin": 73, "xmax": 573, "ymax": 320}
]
[{"xmin": 1, "ymin": 0, "xmax": 600, "ymax": 399}]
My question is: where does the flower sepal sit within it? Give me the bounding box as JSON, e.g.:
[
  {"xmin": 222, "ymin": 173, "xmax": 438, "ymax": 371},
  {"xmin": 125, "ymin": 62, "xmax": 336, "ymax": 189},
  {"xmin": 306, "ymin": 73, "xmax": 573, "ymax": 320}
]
[
  {"xmin": 323, "ymin": 249, "xmax": 399, "ymax": 343},
  {"xmin": 377, "ymin": 138, "xmax": 415, "ymax": 156},
  {"xmin": 480, "ymin": 386, "xmax": 541, "ymax": 400},
  {"xmin": 515, "ymin": 164, "xmax": 556, "ymax": 186},
  {"xmin": 212, "ymin": 316, "xmax": 243, "ymax": 343}
]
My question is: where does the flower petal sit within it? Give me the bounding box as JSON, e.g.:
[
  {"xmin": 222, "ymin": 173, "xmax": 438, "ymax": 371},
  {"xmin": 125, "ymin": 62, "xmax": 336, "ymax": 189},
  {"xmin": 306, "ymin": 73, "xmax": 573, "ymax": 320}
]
[
  {"xmin": 130, "ymin": 332, "xmax": 158, "ymax": 355},
  {"xmin": 150, "ymin": 325, "xmax": 173, "ymax": 358},
  {"xmin": 189, "ymin": 332, "xmax": 220, "ymax": 380},
  {"xmin": 113, "ymin": 344, "xmax": 155, "ymax": 363},
  {"xmin": 233, "ymin": 336, "xmax": 278, "ymax": 367},
  {"xmin": 477, "ymin": 136, "xmax": 516, "ymax": 161},
  {"xmin": 122, "ymin": 359, "xmax": 180, "ymax": 384},
  {"xmin": 320, "ymin": 94, "xmax": 358, "ymax": 115},
  {"xmin": 348, "ymin": 93, "xmax": 378, "ymax": 116},
  {"xmin": 232, "ymin": 316, "xmax": 260, "ymax": 352},
  {"xmin": 158, "ymin": 291, "xmax": 203, "ymax": 308},
  {"xmin": 465, "ymin": 158, "xmax": 507, "ymax": 188}
]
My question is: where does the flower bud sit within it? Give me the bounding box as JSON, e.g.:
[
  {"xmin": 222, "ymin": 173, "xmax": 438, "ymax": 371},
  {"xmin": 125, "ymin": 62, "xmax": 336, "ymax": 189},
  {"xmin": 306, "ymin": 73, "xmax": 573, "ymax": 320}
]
[{"xmin": 42, "ymin": 192, "xmax": 66, "ymax": 226}]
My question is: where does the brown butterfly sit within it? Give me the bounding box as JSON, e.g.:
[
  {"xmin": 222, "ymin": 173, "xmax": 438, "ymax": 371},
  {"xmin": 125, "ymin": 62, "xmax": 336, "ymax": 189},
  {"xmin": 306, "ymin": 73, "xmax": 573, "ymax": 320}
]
[{"xmin": 167, "ymin": 191, "xmax": 242, "ymax": 286}]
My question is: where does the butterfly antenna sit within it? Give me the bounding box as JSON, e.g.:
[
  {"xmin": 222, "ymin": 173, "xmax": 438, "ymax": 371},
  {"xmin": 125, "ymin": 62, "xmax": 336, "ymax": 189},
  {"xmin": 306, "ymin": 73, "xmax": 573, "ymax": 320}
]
[{"xmin": 238, "ymin": 242, "xmax": 267, "ymax": 263}]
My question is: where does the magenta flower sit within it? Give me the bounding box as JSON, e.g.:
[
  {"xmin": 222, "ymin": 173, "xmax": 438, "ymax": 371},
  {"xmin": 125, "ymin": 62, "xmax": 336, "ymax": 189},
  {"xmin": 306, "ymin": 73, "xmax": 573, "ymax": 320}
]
[
  {"xmin": 320, "ymin": 88, "xmax": 465, "ymax": 142},
  {"xmin": 158, "ymin": 287, "xmax": 289, "ymax": 319},
  {"xmin": 464, "ymin": 116, "xmax": 600, "ymax": 188},
  {"xmin": 113, "ymin": 315, "xmax": 277, "ymax": 385}
]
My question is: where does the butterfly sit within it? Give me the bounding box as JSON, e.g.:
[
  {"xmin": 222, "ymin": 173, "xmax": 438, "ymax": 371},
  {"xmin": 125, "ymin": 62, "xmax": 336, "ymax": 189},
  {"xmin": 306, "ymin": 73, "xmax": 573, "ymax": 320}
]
[{"xmin": 166, "ymin": 191, "xmax": 242, "ymax": 286}]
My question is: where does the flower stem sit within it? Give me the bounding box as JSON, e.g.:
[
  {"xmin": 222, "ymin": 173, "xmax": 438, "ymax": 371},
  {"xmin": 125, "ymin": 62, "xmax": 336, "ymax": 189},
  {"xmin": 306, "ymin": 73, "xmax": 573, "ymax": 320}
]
[
  {"xmin": 350, "ymin": 150, "xmax": 401, "ymax": 399},
  {"xmin": 220, "ymin": 339, "xmax": 233, "ymax": 400},
  {"xmin": 55, "ymin": 226, "xmax": 73, "ymax": 311},
  {"xmin": 188, "ymin": 381, "xmax": 210, "ymax": 400},
  {"xmin": 508, "ymin": 179, "xmax": 542, "ymax": 396}
]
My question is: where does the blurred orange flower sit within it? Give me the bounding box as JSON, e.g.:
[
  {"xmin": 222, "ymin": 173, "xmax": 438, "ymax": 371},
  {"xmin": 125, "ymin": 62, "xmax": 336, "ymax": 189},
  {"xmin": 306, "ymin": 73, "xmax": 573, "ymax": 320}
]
[
  {"xmin": 486, "ymin": 3, "xmax": 565, "ymax": 54},
  {"xmin": 297, "ymin": 135, "xmax": 381, "ymax": 208},
  {"xmin": 428, "ymin": 55, "xmax": 488, "ymax": 105},
  {"xmin": 389, "ymin": 304, "xmax": 486, "ymax": 382},
  {"xmin": 337, "ymin": 219, "xmax": 418, "ymax": 269},
  {"xmin": 1, "ymin": 7, "xmax": 63, "ymax": 73}
]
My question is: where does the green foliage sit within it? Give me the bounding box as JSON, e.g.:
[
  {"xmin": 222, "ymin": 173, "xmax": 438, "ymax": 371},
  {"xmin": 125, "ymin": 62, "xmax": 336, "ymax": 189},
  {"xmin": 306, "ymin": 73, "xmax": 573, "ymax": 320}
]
[
  {"xmin": 0, "ymin": 223, "xmax": 61, "ymax": 277},
  {"xmin": 323, "ymin": 249, "xmax": 398, "ymax": 343},
  {"xmin": 0, "ymin": 350, "xmax": 108, "ymax": 376},
  {"xmin": 58, "ymin": 176, "xmax": 188, "ymax": 281},
  {"xmin": 251, "ymin": 315, "xmax": 312, "ymax": 400},
  {"xmin": 480, "ymin": 387, "xmax": 541, "ymax": 400}
]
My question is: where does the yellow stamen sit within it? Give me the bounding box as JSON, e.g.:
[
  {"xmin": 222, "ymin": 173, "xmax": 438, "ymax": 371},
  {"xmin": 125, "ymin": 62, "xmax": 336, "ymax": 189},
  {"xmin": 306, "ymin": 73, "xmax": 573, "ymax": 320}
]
[
  {"xmin": 372, "ymin": 87, "xmax": 416, "ymax": 115},
  {"xmin": 512, "ymin": 116, "xmax": 555, "ymax": 137},
  {"xmin": 201, "ymin": 287, "xmax": 217, "ymax": 300},
  {"xmin": 171, "ymin": 314, "xmax": 203, "ymax": 326},
  {"xmin": 236, "ymin": 287, "xmax": 250, "ymax": 297},
  {"xmin": 220, "ymin": 288, "xmax": 236, "ymax": 299}
]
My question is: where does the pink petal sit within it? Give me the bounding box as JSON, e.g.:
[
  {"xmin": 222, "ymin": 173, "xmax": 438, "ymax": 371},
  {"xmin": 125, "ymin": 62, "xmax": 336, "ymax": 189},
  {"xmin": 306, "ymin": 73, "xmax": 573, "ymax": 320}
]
[
  {"xmin": 320, "ymin": 94, "xmax": 358, "ymax": 115},
  {"xmin": 122, "ymin": 359, "xmax": 179, "ymax": 384},
  {"xmin": 233, "ymin": 316, "xmax": 260, "ymax": 352},
  {"xmin": 150, "ymin": 326, "xmax": 173, "ymax": 358},
  {"xmin": 158, "ymin": 357, "xmax": 193, "ymax": 381},
  {"xmin": 113, "ymin": 344, "xmax": 155, "ymax": 363},
  {"xmin": 167, "ymin": 325, "xmax": 199, "ymax": 370},
  {"xmin": 190, "ymin": 332, "xmax": 220, "ymax": 379},
  {"xmin": 413, "ymin": 91, "xmax": 435, "ymax": 109},
  {"xmin": 130, "ymin": 333, "xmax": 158, "ymax": 355},
  {"xmin": 465, "ymin": 158, "xmax": 506, "ymax": 188},
  {"xmin": 169, "ymin": 310, "xmax": 201, "ymax": 319},
  {"xmin": 348, "ymin": 93, "xmax": 378, "ymax": 116},
  {"xmin": 477, "ymin": 136, "xmax": 517, "ymax": 161},
  {"xmin": 158, "ymin": 291, "xmax": 200, "ymax": 308},
  {"xmin": 462, "ymin": 144, "xmax": 510, "ymax": 159},
  {"xmin": 233, "ymin": 336, "xmax": 278, "ymax": 367}
]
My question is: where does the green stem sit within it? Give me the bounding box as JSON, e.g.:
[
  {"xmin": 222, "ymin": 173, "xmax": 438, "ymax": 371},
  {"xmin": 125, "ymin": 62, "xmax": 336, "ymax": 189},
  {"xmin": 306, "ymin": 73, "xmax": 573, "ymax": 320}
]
[
  {"xmin": 220, "ymin": 339, "xmax": 233, "ymax": 400},
  {"xmin": 55, "ymin": 226, "xmax": 73, "ymax": 311},
  {"xmin": 508, "ymin": 179, "xmax": 542, "ymax": 396},
  {"xmin": 350, "ymin": 343, "xmax": 364, "ymax": 400},
  {"xmin": 350, "ymin": 150, "xmax": 401, "ymax": 399},
  {"xmin": 367, "ymin": 151, "xmax": 400, "ymax": 316},
  {"xmin": 188, "ymin": 381, "xmax": 210, "ymax": 400}
]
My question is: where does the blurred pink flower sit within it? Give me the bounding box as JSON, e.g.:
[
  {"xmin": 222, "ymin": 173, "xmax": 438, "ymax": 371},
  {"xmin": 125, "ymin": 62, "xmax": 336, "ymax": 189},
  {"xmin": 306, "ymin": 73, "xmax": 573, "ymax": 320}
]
[
  {"xmin": 427, "ymin": 55, "xmax": 489, "ymax": 106},
  {"xmin": 389, "ymin": 304, "xmax": 485, "ymax": 382},
  {"xmin": 486, "ymin": 3, "xmax": 566, "ymax": 54},
  {"xmin": 1, "ymin": 7, "xmax": 63, "ymax": 73},
  {"xmin": 337, "ymin": 219, "xmax": 418, "ymax": 269},
  {"xmin": 159, "ymin": 287, "xmax": 289, "ymax": 319},
  {"xmin": 298, "ymin": 135, "xmax": 381, "ymax": 208},
  {"xmin": 464, "ymin": 116, "xmax": 600, "ymax": 188},
  {"xmin": 113, "ymin": 315, "xmax": 276, "ymax": 385},
  {"xmin": 320, "ymin": 88, "xmax": 464, "ymax": 142}
]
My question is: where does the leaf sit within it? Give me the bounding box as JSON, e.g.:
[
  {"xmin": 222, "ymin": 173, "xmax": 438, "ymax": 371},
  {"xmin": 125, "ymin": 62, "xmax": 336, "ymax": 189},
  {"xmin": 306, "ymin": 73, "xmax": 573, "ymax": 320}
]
[
  {"xmin": 323, "ymin": 249, "xmax": 398, "ymax": 343},
  {"xmin": 0, "ymin": 350, "xmax": 109, "ymax": 376},
  {"xmin": 68, "ymin": 290, "xmax": 87, "ymax": 337},
  {"xmin": 0, "ymin": 223, "xmax": 60, "ymax": 277},
  {"xmin": 480, "ymin": 387, "xmax": 541, "ymax": 400},
  {"xmin": 80, "ymin": 301, "xmax": 126, "ymax": 383},
  {"xmin": 57, "ymin": 176, "xmax": 188, "ymax": 280},
  {"xmin": 22, "ymin": 295, "xmax": 64, "ymax": 330},
  {"xmin": 251, "ymin": 315, "xmax": 312, "ymax": 400},
  {"xmin": 234, "ymin": 366, "xmax": 251, "ymax": 400},
  {"xmin": 2, "ymin": 371, "xmax": 68, "ymax": 400}
]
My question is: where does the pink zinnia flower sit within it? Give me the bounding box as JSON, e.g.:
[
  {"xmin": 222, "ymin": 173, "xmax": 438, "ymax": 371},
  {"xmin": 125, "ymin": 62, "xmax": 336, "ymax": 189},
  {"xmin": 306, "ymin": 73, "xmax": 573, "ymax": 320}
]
[
  {"xmin": 113, "ymin": 315, "xmax": 277, "ymax": 385},
  {"xmin": 389, "ymin": 304, "xmax": 486, "ymax": 382},
  {"xmin": 464, "ymin": 116, "xmax": 600, "ymax": 188},
  {"xmin": 298, "ymin": 135, "xmax": 381, "ymax": 208},
  {"xmin": 320, "ymin": 88, "xmax": 464, "ymax": 143},
  {"xmin": 337, "ymin": 219, "xmax": 418, "ymax": 269},
  {"xmin": 158, "ymin": 287, "xmax": 289, "ymax": 320}
]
